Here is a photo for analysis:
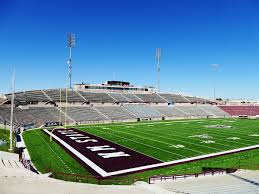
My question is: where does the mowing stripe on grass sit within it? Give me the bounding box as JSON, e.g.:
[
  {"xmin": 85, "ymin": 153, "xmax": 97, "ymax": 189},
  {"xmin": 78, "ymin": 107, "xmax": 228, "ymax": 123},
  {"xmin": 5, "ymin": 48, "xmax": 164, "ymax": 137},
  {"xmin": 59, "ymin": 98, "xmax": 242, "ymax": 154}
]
[
  {"xmin": 35, "ymin": 130, "xmax": 74, "ymax": 174},
  {"xmin": 105, "ymin": 127, "xmax": 206, "ymax": 155},
  {"xmin": 138, "ymin": 124, "xmax": 251, "ymax": 149},
  {"xmin": 117, "ymin": 126, "xmax": 223, "ymax": 153},
  {"xmin": 80, "ymin": 127, "xmax": 187, "ymax": 159}
]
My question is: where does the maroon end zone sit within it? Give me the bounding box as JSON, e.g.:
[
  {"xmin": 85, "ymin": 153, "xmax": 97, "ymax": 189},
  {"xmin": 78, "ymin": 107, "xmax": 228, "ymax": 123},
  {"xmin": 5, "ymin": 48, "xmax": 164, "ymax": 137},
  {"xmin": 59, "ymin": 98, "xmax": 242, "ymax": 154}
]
[{"xmin": 44, "ymin": 128, "xmax": 161, "ymax": 177}]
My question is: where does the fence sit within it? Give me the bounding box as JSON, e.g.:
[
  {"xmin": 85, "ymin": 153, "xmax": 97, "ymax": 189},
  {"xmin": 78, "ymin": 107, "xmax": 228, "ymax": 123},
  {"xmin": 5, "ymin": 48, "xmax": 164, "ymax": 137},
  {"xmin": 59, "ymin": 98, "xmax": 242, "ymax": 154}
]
[
  {"xmin": 148, "ymin": 169, "xmax": 227, "ymax": 184},
  {"xmin": 149, "ymin": 160, "xmax": 259, "ymax": 184},
  {"xmin": 47, "ymin": 169, "xmax": 146, "ymax": 185}
]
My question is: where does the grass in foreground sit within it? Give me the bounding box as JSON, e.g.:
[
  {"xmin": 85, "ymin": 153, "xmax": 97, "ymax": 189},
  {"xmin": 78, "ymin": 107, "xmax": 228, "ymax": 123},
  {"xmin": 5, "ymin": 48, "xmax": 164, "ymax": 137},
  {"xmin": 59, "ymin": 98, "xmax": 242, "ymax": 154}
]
[
  {"xmin": 0, "ymin": 128, "xmax": 12, "ymax": 152},
  {"xmin": 23, "ymin": 118, "xmax": 259, "ymax": 185},
  {"xmin": 23, "ymin": 129, "xmax": 90, "ymax": 175}
]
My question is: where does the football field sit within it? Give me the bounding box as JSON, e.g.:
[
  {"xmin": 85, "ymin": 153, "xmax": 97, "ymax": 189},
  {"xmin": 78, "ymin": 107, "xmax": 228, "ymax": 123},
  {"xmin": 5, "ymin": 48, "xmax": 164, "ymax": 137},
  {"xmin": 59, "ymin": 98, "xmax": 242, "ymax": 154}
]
[
  {"xmin": 76, "ymin": 118, "xmax": 259, "ymax": 163},
  {"xmin": 23, "ymin": 118, "xmax": 259, "ymax": 183}
]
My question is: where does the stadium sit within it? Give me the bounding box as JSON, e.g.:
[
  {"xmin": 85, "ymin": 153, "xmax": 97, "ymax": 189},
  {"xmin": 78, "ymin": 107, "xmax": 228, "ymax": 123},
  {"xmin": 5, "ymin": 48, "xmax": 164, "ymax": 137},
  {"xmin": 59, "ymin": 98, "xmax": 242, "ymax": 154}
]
[
  {"xmin": 1, "ymin": 79, "xmax": 259, "ymax": 193},
  {"xmin": 1, "ymin": 1, "xmax": 259, "ymax": 194}
]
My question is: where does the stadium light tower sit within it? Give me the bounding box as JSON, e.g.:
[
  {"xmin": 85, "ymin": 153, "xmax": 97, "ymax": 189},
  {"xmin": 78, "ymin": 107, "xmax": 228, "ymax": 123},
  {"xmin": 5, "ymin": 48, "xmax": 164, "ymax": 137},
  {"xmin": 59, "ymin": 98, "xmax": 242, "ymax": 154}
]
[
  {"xmin": 67, "ymin": 34, "xmax": 75, "ymax": 89},
  {"xmin": 156, "ymin": 48, "xmax": 161, "ymax": 92}
]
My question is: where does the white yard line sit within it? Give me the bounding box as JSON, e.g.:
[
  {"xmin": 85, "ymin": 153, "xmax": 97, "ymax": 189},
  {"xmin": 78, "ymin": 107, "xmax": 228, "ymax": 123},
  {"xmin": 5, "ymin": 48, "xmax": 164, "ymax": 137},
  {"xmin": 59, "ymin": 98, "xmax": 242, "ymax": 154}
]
[
  {"xmin": 101, "ymin": 128, "xmax": 190, "ymax": 158},
  {"xmin": 211, "ymin": 125, "xmax": 259, "ymax": 141},
  {"xmin": 120, "ymin": 127, "xmax": 222, "ymax": 153},
  {"xmin": 105, "ymin": 127, "xmax": 206, "ymax": 155},
  {"xmin": 140, "ymin": 125, "xmax": 250, "ymax": 149},
  {"xmin": 88, "ymin": 127, "xmax": 187, "ymax": 159},
  {"xmin": 199, "ymin": 127, "xmax": 259, "ymax": 145},
  {"xmin": 74, "ymin": 127, "xmax": 164, "ymax": 162},
  {"xmin": 114, "ymin": 125, "xmax": 230, "ymax": 151},
  {"xmin": 79, "ymin": 119, "xmax": 258, "ymax": 154},
  {"xmin": 169, "ymin": 124, "xmax": 259, "ymax": 145}
]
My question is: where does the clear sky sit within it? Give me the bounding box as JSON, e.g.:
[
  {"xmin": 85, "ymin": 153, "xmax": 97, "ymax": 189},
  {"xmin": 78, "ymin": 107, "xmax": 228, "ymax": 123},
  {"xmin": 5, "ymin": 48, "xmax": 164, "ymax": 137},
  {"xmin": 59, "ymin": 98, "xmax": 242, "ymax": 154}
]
[{"xmin": 0, "ymin": 0, "xmax": 259, "ymax": 99}]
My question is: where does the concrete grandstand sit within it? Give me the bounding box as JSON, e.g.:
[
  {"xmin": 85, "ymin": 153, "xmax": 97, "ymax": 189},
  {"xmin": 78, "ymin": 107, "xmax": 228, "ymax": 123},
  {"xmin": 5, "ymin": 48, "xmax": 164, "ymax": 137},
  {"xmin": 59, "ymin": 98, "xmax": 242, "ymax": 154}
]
[{"xmin": 0, "ymin": 82, "xmax": 229, "ymax": 128}]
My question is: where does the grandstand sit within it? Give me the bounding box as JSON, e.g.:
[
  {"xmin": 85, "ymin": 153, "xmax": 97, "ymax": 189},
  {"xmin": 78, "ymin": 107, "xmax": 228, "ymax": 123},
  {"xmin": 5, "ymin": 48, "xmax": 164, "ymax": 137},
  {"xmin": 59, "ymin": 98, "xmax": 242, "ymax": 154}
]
[
  {"xmin": 219, "ymin": 105, "xmax": 259, "ymax": 116},
  {"xmin": 0, "ymin": 103, "xmax": 230, "ymax": 128},
  {"xmin": 1, "ymin": 82, "xmax": 222, "ymax": 128}
]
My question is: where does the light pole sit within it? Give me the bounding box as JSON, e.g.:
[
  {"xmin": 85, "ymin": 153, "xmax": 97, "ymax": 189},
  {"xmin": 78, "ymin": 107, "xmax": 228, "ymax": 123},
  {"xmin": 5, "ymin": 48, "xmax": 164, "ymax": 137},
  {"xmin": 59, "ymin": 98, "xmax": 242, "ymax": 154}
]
[
  {"xmin": 67, "ymin": 34, "xmax": 75, "ymax": 89},
  {"xmin": 211, "ymin": 64, "xmax": 220, "ymax": 100}
]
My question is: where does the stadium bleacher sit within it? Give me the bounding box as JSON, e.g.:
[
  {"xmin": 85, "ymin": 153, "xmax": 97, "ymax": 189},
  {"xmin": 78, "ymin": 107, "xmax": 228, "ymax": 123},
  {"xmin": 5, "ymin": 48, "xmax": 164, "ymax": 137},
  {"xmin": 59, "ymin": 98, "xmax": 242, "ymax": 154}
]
[
  {"xmin": 95, "ymin": 106, "xmax": 136, "ymax": 120},
  {"xmin": 0, "ymin": 89, "xmax": 230, "ymax": 128},
  {"xmin": 175, "ymin": 105, "xmax": 210, "ymax": 116},
  {"xmin": 153, "ymin": 105, "xmax": 188, "ymax": 117},
  {"xmin": 108, "ymin": 93, "xmax": 130, "ymax": 102},
  {"xmin": 0, "ymin": 107, "xmax": 36, "ymax": 128},
  {"xmin": 159, "ymin": 93, "xmax": 190, "ymax": 103},
  {"xmin": 124, "ymin": 104, "xmax": 163, "ymax": 118},
  {"xmin": 28, "ymin": 107, "xmax": 73, "ymax": 125},
  {"xmin": 201, "ymin": 105, "xmax": 229, "ymax": 117},
  {"xmin": 78, "ymin": 91, "xmax": 115, "ymax": 103},
  {"xmin": 135, "ymin": 93, "xmax": 167, "ymax": 103},
  {"xmin": 44, "ymin": 89, "xmax": 85, "ymax": 102},
  {"xmin": 122, "ymin": 93, "xmax": 143, "ymax": 102},
  {"xmin": 6, "ymin": 90, "xmax": 49, "ymax": 102},
  {"xmin": 185, "ymin": 96, "xmax": 212, "ymax": 104},
  {"xmin": 218, "ymin": 105, "xmax": 259, "ymax": 116},
  {"xmin": 63, "ymin": 106, "xmax": 108, "ymax": 122}
]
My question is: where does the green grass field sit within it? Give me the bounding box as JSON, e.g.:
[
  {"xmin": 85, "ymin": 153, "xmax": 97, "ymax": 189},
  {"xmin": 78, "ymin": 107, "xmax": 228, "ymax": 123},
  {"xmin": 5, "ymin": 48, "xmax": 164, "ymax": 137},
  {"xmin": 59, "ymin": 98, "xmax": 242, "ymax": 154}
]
[
  {"xmin": 23, "ymin": 118, "xmax": 259, "ymax": 184},
  {"xmin": 0, "ymin": 128, "xmax": 12, "ymax": 152}
]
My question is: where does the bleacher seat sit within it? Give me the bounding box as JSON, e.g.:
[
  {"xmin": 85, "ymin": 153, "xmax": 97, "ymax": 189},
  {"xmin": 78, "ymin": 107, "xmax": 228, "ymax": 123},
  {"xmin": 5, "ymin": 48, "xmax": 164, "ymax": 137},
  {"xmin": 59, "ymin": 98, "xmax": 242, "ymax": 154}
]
[
  {"xmin": 64, "ymin": 107, "xmax": 108, "ymax": 122},
  {"xmin": 108, "ymin": 93, "xmax": 129, "ymax": 102},
  {"xmin": 159, "ymin": 94, "xmax": 190, "ymax": 103},
  {"xmin": 124, "ymin": 104, "xmax": 163, "ymax": 118},
  {"xmin": 135, "ymin": 93, "xmax": 167, "ymax": 103},
  {"xmin": 218, "ymin": 106, "xmax": 259, "ymax": 116},
  {"xmin": 122, "ymin": 93, "xmax": 143, "ymax": 102},
  {"xmin": 78, "ymin": 91, "xmax": 115, "ymax": 103},
  {"xmin": 153, "ymin": 106, "xmax": 188, "ymax": 117},
  {"xmin": 6, "ymin": 90, "xmax": 49, "ymax": 102},
  {"xmin": 95, "ymin": 106, "xmax": 136, "ymax": 120},
  {"xmin": 44, "ymin": 89, "xmax": 85, "ymax": 102}
]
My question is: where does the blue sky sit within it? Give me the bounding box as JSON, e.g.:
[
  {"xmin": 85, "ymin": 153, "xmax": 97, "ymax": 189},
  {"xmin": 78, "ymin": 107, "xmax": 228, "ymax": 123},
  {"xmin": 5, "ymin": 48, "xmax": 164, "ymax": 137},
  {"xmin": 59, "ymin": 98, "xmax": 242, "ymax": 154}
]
[{"xmin": 0, "ymin": 0, "xmax": 259, "ymax": 99}]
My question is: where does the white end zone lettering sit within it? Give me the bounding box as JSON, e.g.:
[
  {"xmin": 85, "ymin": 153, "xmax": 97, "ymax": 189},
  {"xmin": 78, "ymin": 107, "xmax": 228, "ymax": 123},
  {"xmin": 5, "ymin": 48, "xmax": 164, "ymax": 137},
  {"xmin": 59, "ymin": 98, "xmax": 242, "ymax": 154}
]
[{"xmin": 98, "ymin": 152, "xmax": 130, "ymax": 159}]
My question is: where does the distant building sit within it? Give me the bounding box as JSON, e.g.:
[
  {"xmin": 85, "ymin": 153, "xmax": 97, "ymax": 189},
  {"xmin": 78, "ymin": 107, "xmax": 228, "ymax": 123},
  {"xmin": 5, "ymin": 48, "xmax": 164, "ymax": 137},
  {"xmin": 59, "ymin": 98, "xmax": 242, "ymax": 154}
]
[{"xmin": 74, "ymin": 81, "xmax": 156, "ymax": 93}]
